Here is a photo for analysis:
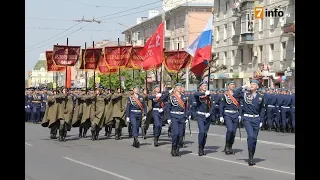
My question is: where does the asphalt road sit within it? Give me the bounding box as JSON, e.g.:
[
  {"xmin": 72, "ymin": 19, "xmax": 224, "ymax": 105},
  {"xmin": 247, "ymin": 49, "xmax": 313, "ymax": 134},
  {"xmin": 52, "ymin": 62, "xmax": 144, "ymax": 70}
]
[{"xmin": 25, "ymin": 121, "xmax": 295, "ymax": 180}]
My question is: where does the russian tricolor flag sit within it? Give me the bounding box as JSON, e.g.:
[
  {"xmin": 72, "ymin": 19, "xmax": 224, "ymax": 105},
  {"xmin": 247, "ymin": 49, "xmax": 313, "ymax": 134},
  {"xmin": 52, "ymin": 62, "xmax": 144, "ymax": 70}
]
[{"xmin": 186, "ymin": 15, "xmax": 213, "ymax": 76}]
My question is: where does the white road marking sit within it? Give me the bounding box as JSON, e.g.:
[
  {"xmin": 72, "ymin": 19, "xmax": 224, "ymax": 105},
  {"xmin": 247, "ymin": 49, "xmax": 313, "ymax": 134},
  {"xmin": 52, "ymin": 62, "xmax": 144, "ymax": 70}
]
[
  {"xmin": 63, "ymin": 157, "xmax": 134, "ymax": 180},
  {"xmin": 160, "ymin": 127, "xmax": 295, "ymax": 148},
  {"xmin": 25, "ymin": 142, "xmax": 33, "ymax": 146},
  {"xmin": 189, "ymin": 153, "xmax": 295, "ymax": 176}
]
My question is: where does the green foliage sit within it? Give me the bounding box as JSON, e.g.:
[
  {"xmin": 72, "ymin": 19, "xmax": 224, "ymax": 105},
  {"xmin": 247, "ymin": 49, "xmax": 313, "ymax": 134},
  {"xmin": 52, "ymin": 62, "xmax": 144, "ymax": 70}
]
[
  {"xmin": 47, "ymin": 82, "xmax": 53, "ymax": 89},
  {"xmin": 89, "ymin": 70, "xmax": 146, "ymax": 90}
]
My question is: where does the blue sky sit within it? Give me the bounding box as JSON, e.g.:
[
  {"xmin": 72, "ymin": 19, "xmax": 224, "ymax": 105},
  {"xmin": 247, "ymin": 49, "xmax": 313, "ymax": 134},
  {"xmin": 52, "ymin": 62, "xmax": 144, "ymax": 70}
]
[{"xmin": 25, "ymin": 0, "xmax": 163, "ymax": 79}]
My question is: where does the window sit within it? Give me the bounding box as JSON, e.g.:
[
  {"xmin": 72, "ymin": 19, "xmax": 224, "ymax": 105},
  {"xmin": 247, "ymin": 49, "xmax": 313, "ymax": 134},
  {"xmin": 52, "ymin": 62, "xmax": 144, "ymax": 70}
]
[
  {"xmin": 176, "ymin": 38, "xmax": 179, "ymax": 50},
  {"xmin": 259, "ymin": 45, "xmax": 263, "ymax": 63},
  {"xmin": 249, "ymin": 48, "xmax": 253, "ymax": 64},
  {"xmin": 231, "ymin": 50, "xmax": 235, "ymax": 66},
  {"xmin": 240, "ymin": 49, "xmax": 244, "ymax": 64},
  {"xmin": 223, "ymin": 52, "xmax": 227, "ymax": 65},
  {"xmin": 224, "ymin": 24, "xmax": 227, "ymax": 39},
  {"xmin": 241, "ymin": 11, "xmax": 254, "ymax": 34},
  {"xmin": 269, "ymin": 44, "xmax": 274, "ymax": 61},
  {"xmin": 216, "ymin": 27, "xmax": 220, "ymax": 41},
  {"xmin": 225, "ymin": 0, "xmax": 228, "ymax": 11},
  {"xmin": 281, "ymin": 42, "xmax": 286, "ymax": 60},
  {"xmin": 259, "ymin": 19, "xmax": 263, "ymax": 32},
  {"xmin": 232, "ymin": 21, "xmax": 235, "ymax": 36}
]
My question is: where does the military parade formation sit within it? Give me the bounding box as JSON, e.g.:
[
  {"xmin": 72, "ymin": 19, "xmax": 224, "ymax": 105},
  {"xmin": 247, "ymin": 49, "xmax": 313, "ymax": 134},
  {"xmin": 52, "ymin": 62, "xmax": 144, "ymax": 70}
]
[{"xmin": 25, "ymin": 80, "xmax": 295, "ymax": 166}]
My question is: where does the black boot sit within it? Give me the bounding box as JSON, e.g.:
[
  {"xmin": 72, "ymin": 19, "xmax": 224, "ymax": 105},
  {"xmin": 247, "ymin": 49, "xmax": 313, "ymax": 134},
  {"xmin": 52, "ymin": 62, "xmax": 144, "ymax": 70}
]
[
  {"xmin": 154, "ymin": 136, "xmax": 159, "ymax": 147},
  {"xmin": 95, "ymin": 128, "xmax": 99, "ymax": 141},
  {"xmin": 79, "ymin": 127, "xmax": 83, "ymax": 138},
  {"xmin": 229, "ymin": 143, "xmax": 234, "ymax": 155},
  {"xmin": 62, "ymin": 131, "xmax": 67, "ymax": 142},
  {"xmin": 104, "ymin": 126, "xmax": 108, "ymax": 136},
  {"xmin": 115, "ymin": 129, "xmax": 120, "ymax": 140},
  {"xmin": 248, "ymin": 150, "xmax": 256, "ymax": 166},
  {"xmin": 53, "ymin": 129, "xmax": 57, "ymax": 139},
  {"xmin": 107, "ymin": 126, "xmax": 112, "ymax": 137},
  {"xmin": 91, "ymin": 129, "xmax": 95, "ymax": 141},
  {"xmin": 132, "ymin": 137, "xmax": 140, "ymax": 148},
  {"xmin": 128, "ymin": 123, "xmax": 132, "ymax": 138},
  {"xmin": 198, "ymin": 145, "xmax": 204, "ymax": 156},
  {"xmin": 175, "ymin": 147, "xmax": 181, "ymax": 157},
  {"xmin": 118, "ymin": 128, "xmax": 122, "ymax": 140},
  {"xmin": 280, "ymin": 127, "xmax": 285, "ymax": 133},
  {"xmin": 168, "ymin": 126, "xmax": 172, "ymax": 138},
  {"xmin": 58, "ymin": 129, "xmax": 63, "ymax": 142},
  {"xmin": 142, "ymin": 128, "xmax": 147, "ymax": 139},
  {"xmin": 83, "ymin": 128, "xmax": 87, "ymax": 138},
  {"xmin": 171, "ymin": 146, "xmax": 176, "ymax": 156},
  {"xmin": 224, "ymin": 140, "xmax": 231, "ymax": 155},
  {"xmin": 292, "ymin": 128, "xmax": 295, "ymax": 133},
  {"xmin": 275, "ymin": 126, "xmax": 280, "ymax": 132}
]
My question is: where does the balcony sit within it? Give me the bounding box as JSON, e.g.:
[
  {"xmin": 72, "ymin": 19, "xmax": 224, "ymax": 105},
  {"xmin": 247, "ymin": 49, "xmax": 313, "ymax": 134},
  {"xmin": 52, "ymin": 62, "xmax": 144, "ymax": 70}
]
[
  {"xmin": 282, "ymin": 23, "xmax": 295, "ymax": 37},
  {"xmin": 231, "ymin": 35, "xmax": 239, "ymax": 45},
  {"xmin": 239, "ymin": 33, "xmax": 254, "ymax": 45}
]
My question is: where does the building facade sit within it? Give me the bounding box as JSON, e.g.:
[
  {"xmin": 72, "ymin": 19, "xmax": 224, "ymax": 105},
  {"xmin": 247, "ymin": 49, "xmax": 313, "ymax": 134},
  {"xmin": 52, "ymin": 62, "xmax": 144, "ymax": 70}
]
[{"xmin": 213, "ymin": 0, "xmax": 295, "ymax": 88}]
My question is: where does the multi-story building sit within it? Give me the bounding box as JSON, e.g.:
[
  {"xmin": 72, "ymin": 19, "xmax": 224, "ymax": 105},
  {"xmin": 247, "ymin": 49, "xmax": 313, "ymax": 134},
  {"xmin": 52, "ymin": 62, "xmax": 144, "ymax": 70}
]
[
  {"xmin": 212, "ymin": 0, "xmax": 295, "ymax": 88},
  {"xmin": 122, "ymin": 3, "xmax": 214, "ymax": 90}
]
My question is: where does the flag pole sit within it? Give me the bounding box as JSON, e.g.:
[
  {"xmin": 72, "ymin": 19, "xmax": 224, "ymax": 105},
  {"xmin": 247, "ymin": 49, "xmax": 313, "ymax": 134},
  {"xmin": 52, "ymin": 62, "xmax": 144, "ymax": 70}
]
[
  {"xmin": 65, "ymin": 38, "xmax": 68, "ymax": 88},
  {"xmin": 84, "ymin": 42, "xmax": 88, "ymax": 93},
  {"xmin": 56, "ymin": 43, "xmax": 59, "ymax": 90},
  {"xmin": 176, "ymin": 43, "xmax": 179, "ymax": 83},
  {"xmin": 118, "ymin": 38, "xmax": 121, "ymax": 90},
  {"xmin": 160, "ymin": 7, "xmax": 165, "ymax": 92}
]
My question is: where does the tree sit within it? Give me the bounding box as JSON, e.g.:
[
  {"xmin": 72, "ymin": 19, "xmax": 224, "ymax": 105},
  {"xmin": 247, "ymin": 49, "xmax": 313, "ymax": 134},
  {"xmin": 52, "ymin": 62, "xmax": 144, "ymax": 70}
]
[
  {"xmin": 47, "ymin": 82, "xmax": 53, "ymax": 89},
  {"xmin": 89, "ymin": 69, "xmax": 146, "ymax": 90}
]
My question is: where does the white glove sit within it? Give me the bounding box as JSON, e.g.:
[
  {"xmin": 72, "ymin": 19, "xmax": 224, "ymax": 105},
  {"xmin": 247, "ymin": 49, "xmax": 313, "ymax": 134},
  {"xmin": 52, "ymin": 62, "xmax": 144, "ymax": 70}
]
[
  {"xmin": 167, "ymin": 119, "xmax": 171, "ymax": 124},
  {"xmin": 126, "ymin": 117, "xmax": 130, "ymax": 122},
  {"xmin": 238, "ymin": 116, "xmax": 241, "ymax": 122},
  {"xmin": 142, "ymin": 116, "xmax": 146, "ymax": 121},
  {"xmin": 220, "ymin": 117, "xmax": 224, "ymax": 123},
  {"xmin": 260, "ymin": 122, "xmax": 263, "ymax": 128},
  {"xmin": 278, "ymin": 110, "xmax": 281, "ymax": 112},
  {"xmin": 158, "ymin": 108, "xmax": 163, "ymax": 113},
  {"xmin": 185, "ymin": 119, "xmax": 188, "ymax": 124},
  {"xmin": 188, "ymin": 116, "xmax": 191, "ymax": 120},
  {"xmin": 27, "ymin": 105, "xmax": 30, "ymax": 108},
  {"xmin": 156, "ymin": 93, "xmax": 162, "ymax": 98},
  {"xmin": 205, "ymin": 90, "xmax": 210, "ymax": 96},
  {"xmin": 205, "ymin": 113, "xmax": 210, "ymax": 118},
  {"xmin": 169, "ymin": 89, "xmax": 173, "ymax": 94}
]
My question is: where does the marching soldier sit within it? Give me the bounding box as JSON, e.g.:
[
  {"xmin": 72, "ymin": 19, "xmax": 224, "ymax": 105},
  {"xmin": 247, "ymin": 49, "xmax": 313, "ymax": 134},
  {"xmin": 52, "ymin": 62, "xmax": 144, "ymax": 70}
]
[
  {"xmin": 166, "ymin": 83, "xmax": 189, "ymax": 157},
  {"xmin": 25, "ymin": 88, "xmax": 33, "ymax": 122},
  {"xmin": 148, "ymin": 84, "xmax": 170, "ymax": 147},
  {"xmin": 89, "ymin": 88, "xmax": 107, "ymax": 141},
  {"xmin": 56, "ymin": 88, "xmax": 73, "ymax": 142},
  {"xmin": 80, "ymin": 88, "xmax": 95, "ymax": 138},
  {"xmin": 210, "ymin": 88, "xmax": 220, "ymax": 124},
  {"xmin": 193, "ymin": 81, "xmax": 215, "ymax": 156},
  {"xmin": 71, "ymin": 89, "xmax": 85, "ymax": 137},
  {"xmin": 234, "ymin": 80, "xmax": 266, "ymax": 166},
  {"xmin": 40, "ymin": 88, "xmax": 48, "ymax": 122},
  {"xmin": 41, "ymin": 89, "xmax": 59, "ymax": 139},
  {"xmin": 275, "ymin": 88, "xmax": 283, "ymax": 132},
  {"xmin": 290, "ymin": 88, "xmax": 295, "ymax": 133},
  {"xmin": 103, "ymin": 89, "xmax": 114, "ymax": 137},
  {"xmin": 265, "ymin": 88, "xmax": 279, "ymax": 131},
  {"xmin": 220, "ymin": 81, "xmax": 240, "ymax": 155},
  {"xmin": 141, "ymin": 88, "xmax": 151, "ymax": 139},
  {"xmin": 111, "ymin": 88, "xmax": 127, "ymax": 140},
  {"xmin": 217, "ymin": 88, "xmax": 225, "ymax": 126},
  {"xmin": 31, "ymin": 88, "xmax": 43, "ymax": 123},
  {"xmin": 125, "ymin": 85, "xmax": 147, "ymax": 148},
  {"xmin": 280, "ymin": 89, "xmax": 292, "ymax": 133}
]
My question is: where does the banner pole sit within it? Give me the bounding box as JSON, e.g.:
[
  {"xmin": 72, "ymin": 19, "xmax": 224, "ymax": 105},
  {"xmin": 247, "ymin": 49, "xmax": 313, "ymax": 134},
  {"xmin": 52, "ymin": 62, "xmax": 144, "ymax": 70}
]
[
  {"xmin": 56, "ymin": 43, "xmax": 58, "ymax": 90},
  {"xmin": 176, "ymin": 43, "xmax": 179, "ymax": 83},
  {"xmin": 118, "ymin": 38, "xmax": 121, "ymax": 90},
  {"xmin": 93, "ymin": 41, "xmax": 96, "ymax": 89},
  {"xmin": 65, "ymin": 38, "xmax": 68, "ymax": 88},
  {"xmin": 84, "ymin": 42, "xmax": 88, "ymax": 93},
  {"xmin": 160, "ymin": 8, "xmax": 165, "ymax": 91}
]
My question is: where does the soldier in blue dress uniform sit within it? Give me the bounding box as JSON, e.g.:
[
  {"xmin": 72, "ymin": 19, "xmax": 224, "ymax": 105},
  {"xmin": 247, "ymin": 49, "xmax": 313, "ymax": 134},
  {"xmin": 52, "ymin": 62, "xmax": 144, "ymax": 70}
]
[
  {"xmin": 234, "ymin": 79, "xmax": 266, "ymax": 166},
  {"xmin": 265, "ymin": 88, "xmax": 279, "ymax": 131},
  {"xmin": 40, "ymin": 88, "xmax": 48, "ymax": 121},
  {"xmin": 125, "ymin": 85, "xmax": 147, "ymax": 148},
  {"xmin": 148, "ymin": 84, "xmax": 171, "ymax": 147},
  {"xmin": 31, "ymin": 88, "xmax": 43, "ymax": 123},
  {"xmin": 290, "ymin": 88, "xmax": 295, "ymax": 133},
  {"xmin": 210, "ymin": 88, "xmax": 220, "ymax": 124},
  {"xmin": 280, "ymin": 89, "xmax": 292, "ymax": 133},
  {"xmin": 25, "ymin": 88, "xmax": 33, "ymax": 122},
  {"xmin": 275, "ymin": 88, "xmax": 283, "ymax": 132},
  {"xmin": 219, "ymin": 81, "xmax": 240, "ymax": 155},
  {"xmin": 217, "ymin": 88, "xmax": 225, "ymax": 126},
  {"xmin": 193, "ymin": 81, "xmax": 215, "ymax": 156},
  {"xmin": 166, "ymin": 83, "xmax": 189, "ymax": 157}
]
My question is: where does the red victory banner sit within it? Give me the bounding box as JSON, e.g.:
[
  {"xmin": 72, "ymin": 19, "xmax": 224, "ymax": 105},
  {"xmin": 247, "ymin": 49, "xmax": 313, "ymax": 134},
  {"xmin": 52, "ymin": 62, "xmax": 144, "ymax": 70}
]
[
  {"xmin": 164, "ymin": 51, "xmax": 191, "ymax": 73},
  {"xmin": 53, "ymin": 45, "xmax": 81, "ymax": 66},
  {"xmin": 139, "ymin": 22, "xmax": 164, "ymax": 70},
  {"xmin": 97, "ymin": 55, "xmax": 119, "ymax": 74},
  {"xmin": 104, "ymin": 46, "xmax": 133, "ymax": 68},
  {"xmin": 127, "ymin": 46, "xmax": 144, "ymax": 69},
  {"xmin": 79, "ymin": 48, "xmax": 102, "ymax": 70},
  {"xmin": 45, "ymin": 51, "xmax": 65, "ymax": 72}
]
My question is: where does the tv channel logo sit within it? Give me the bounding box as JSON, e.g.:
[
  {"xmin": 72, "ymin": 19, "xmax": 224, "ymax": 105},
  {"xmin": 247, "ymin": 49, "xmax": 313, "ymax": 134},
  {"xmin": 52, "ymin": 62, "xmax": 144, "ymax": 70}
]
[{"xmin": 254, "ymin": 6, "xmax": 286, "ymax": 19}]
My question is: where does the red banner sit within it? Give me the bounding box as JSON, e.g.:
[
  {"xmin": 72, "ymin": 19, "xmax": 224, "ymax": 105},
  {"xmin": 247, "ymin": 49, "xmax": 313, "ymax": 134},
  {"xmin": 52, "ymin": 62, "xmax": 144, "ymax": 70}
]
[
  {"xmin": 79, "ymin": 48, "xmax": 102, "ymax": 70},
  {"xmin": 53, "ymin": 45, "xmax": 81, "ymax": 66},
  {"xmin": 97, "ymin": 55, "xmax": 119, "ymax": 74},
  {"xmin": 139, "ymin": 22, "xmax": 164, "ymax": 71},
  {"xmin": 127, "ymin": 46, "xmax": 144, "ymax": 69},
  {"xmin": 164, "ymin": 51, "xmax": 191, "ymax": 73},
  {"xmin": 104, "ymin": 46, "xmax": 132, "ymax": 68},
  {"xmin": 46, "ymin": 51, "xmax": 65, "ymax": 72}
]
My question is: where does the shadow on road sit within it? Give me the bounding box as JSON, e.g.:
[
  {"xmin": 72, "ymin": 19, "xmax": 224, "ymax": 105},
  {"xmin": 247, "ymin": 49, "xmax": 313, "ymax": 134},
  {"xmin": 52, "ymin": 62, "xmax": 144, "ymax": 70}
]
[
  {"xmin": 237, "ymin": 158, "xmax": 266, "ymax": 164},
  {"xmin": 180, "ymin": 150, "xmax": 193, "ymax": 156}
]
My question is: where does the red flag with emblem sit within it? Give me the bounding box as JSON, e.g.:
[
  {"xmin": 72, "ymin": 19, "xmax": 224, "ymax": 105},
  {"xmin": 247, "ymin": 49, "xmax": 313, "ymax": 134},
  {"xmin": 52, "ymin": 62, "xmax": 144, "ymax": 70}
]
[{"xmin": 139, "ymin": 22, "xmax": 164, "ymax": 70}]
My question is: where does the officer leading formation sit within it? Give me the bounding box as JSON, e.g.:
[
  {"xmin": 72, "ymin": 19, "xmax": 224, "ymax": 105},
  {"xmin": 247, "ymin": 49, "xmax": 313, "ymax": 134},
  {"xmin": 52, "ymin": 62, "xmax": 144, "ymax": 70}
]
[{"xmin": 25, "ymin": 80, "xmax": 295, "ymax": 166}]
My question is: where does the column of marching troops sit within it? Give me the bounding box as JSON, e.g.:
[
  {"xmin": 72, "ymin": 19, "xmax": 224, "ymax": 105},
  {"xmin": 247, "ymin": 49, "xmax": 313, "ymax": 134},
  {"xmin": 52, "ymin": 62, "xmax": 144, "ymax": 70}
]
[{"xmin": 25, "ymin": 79, "xmax": 295, "ymax": 166}]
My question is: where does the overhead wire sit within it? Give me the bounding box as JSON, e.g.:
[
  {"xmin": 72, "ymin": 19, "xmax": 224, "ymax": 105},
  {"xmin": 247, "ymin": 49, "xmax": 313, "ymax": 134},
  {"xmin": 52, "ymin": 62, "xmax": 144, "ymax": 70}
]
[{"xmin": 64, "ymin": 0, "xmax": 129, "ymax": 8}]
